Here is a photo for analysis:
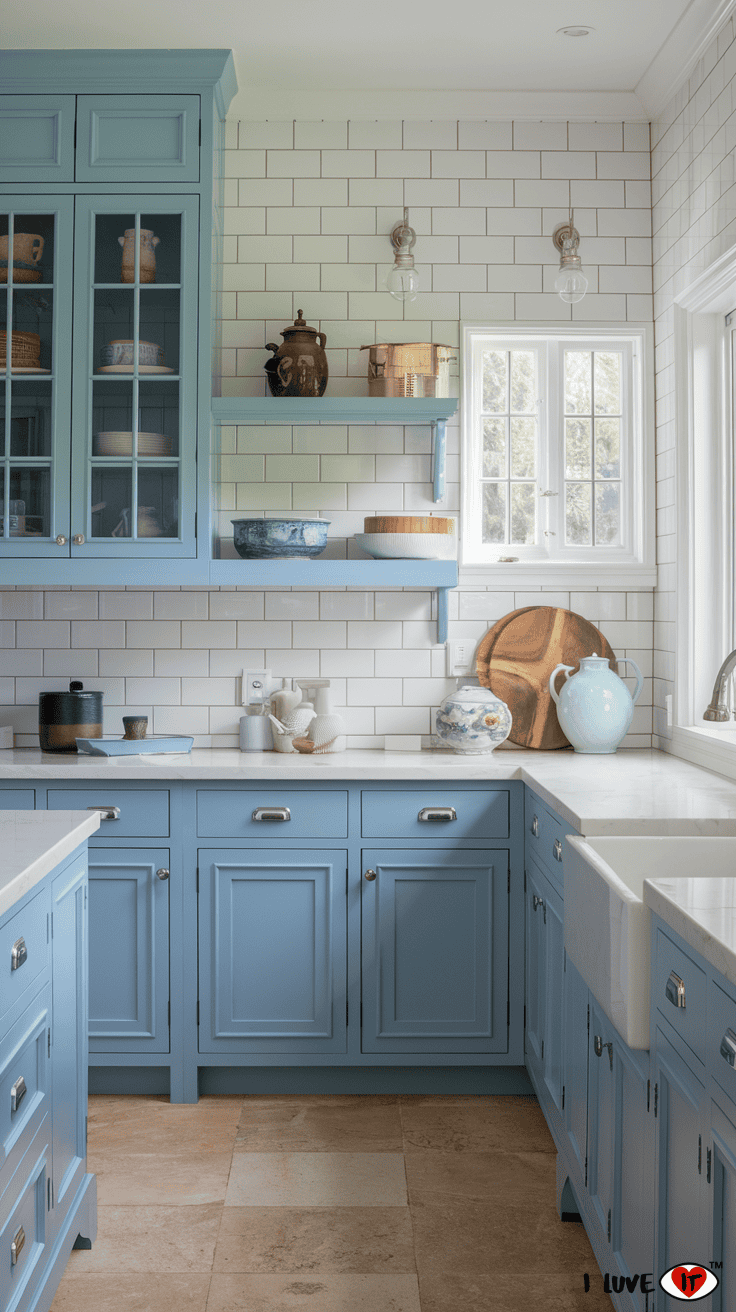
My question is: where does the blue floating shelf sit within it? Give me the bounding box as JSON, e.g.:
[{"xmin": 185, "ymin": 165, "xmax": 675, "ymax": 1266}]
[{"xmin": 211, "ymin": 396, "xmax": 458, "ymax": 503}]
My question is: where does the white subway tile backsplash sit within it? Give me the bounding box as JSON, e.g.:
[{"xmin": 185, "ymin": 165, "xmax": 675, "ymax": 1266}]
[
  {"xmin": 154, "ymin": 706, "xmax": 209, "ymax": 736},
  {"xmin": 348, "ymin": 121, "xmax": 402, "ymax": 149},
  {"xmin": 294, "ymin": 121, "xmax": 347, "ymax": 149},
  {"xmin": 0, "ymin": 593, "xmax": 43, "ymax": 620},
  {"xmin": 320, "ymin": 592, "xmax": 374, "ymax": 621},
  {"xmin": 16, "ymin": 621, "xmax": 69, "ymax": 648},
  {"xmin": 154, "ymin": 592, "xmax": 209, "ymax": 621},
  {"xmin": 513, "ymin": 121, "xmax": 567, "ymax": 151},
  {"xmin": 99, "ymin": 649, "xmax": 152, "ymax": 677},
  {"xmin": 126, "ymin": 621, "xmax": 181, "ymax": 649},
  {"xmin": 2, "ymin": 649, "xmax": 44, "ymax": 675}
]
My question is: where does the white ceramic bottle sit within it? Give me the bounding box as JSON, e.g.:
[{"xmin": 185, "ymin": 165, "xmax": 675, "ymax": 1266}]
[
  {"xmin": 296, "ymin": 680, "xmax": 346, "ymax": 753},
  {"xmin": 548, "ymin": 653, "xmax": 643, "ymax": 753}
]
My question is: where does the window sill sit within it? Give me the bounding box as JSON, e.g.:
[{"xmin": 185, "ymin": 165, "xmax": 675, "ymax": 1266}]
[
  {"xmin": 459, "ymin": 562, "xmax": 657, "ymax": 589},
  {"xmin": 665, "ymin": 725, "xmax": 736, "ymax": 784}
]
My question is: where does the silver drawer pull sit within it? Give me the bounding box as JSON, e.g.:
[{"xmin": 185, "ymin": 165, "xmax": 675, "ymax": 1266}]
[
  {"xmin": 531, "ymin": 815, "xmax": 539, "ymax": 837},
  {"xmin": 11, "ymin": 938, "xmax": 27, "ymax": 971},
  {"xmin": 87, "ymin": 805, "xmax": 120, "ymax": 821},
  {"xmin": 553, "ymin": 838, "xmax": 563, "ymax": 862},
  {"xmin": 666, "ymin": 970, "xmax": 686, "ymax": 1009},
  {"xmin": 252, "ymin": 807, "xmax": 291, "ymax": 822},
  {"xmin": 10, "ymin": 1225, "xmax": 25, "ymax": 1265},
  {"xmin": 418, "ymin": 807, "xmax": 457, "ymax": 823},
  {"xmin": 720, "ymin": 1028, "xmax": 736, "ymax": 1068},
  {"xmin": 10, "ymin": 1077, "xmax": 26, "ymax": 1114}
]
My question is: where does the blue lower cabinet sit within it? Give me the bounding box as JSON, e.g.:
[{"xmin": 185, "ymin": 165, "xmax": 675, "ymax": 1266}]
[
  {"xmin": 0, "ymin": 1123, "xmax": 50, "ymax": 1312},
  {"xmin": 525, "ymin": 862, "xmax": 547, "ymax": 1079},
  {"xmin": 50, "ymin": 854, "xmax": 89, "ymax": 1242},
  {"xmin": 710, "ymin": 1092, "xmax": 736, "ymax": 1307},
  {"xmin": 525, "ymin": 859, "xmax": 564, "ymax": 1115},
  {"xmin": 653, "ymin": 1025, "xmax": 708, "ymax": 1305},
  {"xmin": 0, "ymin": 791, "xmax": 35, "ymax": 810},
  {"xmin": 613, "ymin": 1040, "xmax": 653, "ymax": 1312},
  {"xmin": 198, "ymin": 848, "xmax": 347, "ymax": 1056},
  {"xmin": 361, "ymin": 848, "xmax": 509, "ymax": 1054},
  {"xmin": 587, "ymin": 1000, "xmax": 617, "ymax": 1251},
  {"xmin": 87, "ymin": 848, "xmax": 170, "ymax": 1054},
  {"xmin": 562, "ymin": 957, "xmax": 589, "ymax": 1185}
]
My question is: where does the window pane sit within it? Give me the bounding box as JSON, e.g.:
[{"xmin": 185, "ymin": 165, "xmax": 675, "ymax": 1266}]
[
  {"xmin": 566, "ymin": 482, "xmax": 592, "ymax": 545},
  {"xmin": 482, "ymin": 350, "xmax": 507, "ymax": 413},
  {"xmin": 510, "ymin": 350, "xmax": 535, "ymax": 413},
  {"xmin": 595, "ymin": 482, "xmax": 620, "ymax": 545},
  {"xmin": 483, "ymin": 418, "xmax": 507, "ymax": 478},
  {"xmin": 482, "ymin": 482, "xmax": 506, "ymax": 543},
  {"xmin": 565, "ymin": 351, "xmax": 591, "ymax": 414},
  {"xmin": 510, "ymin": 482, "xmax": 536, "ymax": 544},
  {"xmin": 565, "ymin": 418, "xmax": 591, "ymax": 478},
  {"xmin": 594, "ymin": 352, "xmax": 621, "ymax": 415},
  {"xmin": 510, "ymin": 416, "xmax": 536, "ymax": 478},
  {"xmin": 595, "ymin": 418, "xmax": 620, "ymax": 479}
]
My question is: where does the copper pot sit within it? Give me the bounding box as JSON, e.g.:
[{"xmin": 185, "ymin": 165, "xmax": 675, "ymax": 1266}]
[{"xmin": 264, "ymin": 310, "xmax": 328, "ymax": 398}]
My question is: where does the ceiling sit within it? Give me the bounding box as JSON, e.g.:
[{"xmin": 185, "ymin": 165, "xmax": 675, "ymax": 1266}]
[{"xmin": 2, "ymin": 0, "xmax": 731, "ymax": 120}]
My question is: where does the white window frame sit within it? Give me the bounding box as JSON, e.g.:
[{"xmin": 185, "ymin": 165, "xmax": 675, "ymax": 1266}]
[
  {"xmin": 461, "ymin": 323, "xmax": 656, "ymax": 588},
  {"xmin": 666, "ymin": 245, "xmax": 736, "ymax": 780}
]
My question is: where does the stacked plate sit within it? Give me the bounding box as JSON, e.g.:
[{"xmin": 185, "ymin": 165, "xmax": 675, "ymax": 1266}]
[
  {"xmin": 94, "ymin": 431, "xmax": 172, "ymax": 457},
  {"xmin": 354, "ymin": 514, "xmax": 457, "ymax": 560}
]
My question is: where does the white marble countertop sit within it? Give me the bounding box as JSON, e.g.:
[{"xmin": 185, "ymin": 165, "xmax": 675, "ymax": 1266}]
[
  {"xmin": 0, "ymin": 810, "xmax": 100, "ymax": 920},
  {"xmin": 644, "ymin": 875, "xmax": 736, "ymax": 991},
  {"xmin": 2, "ymin": 746, "xmax": 736, "ymax": 836}
]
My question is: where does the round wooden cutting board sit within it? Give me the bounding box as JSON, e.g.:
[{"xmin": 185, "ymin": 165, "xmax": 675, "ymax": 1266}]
[{"xmin": 475, "ymin": 606, "xmax": 616, "ymax": 750}]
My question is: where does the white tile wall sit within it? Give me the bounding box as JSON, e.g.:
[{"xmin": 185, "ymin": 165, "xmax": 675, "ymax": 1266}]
[
  {"xmin": 651, "ymin": 13, "xmax": 736, "ymax": 744},
  {"xmin": 2, "ymin": 116, "xmax": 656, "ymax": 751}
]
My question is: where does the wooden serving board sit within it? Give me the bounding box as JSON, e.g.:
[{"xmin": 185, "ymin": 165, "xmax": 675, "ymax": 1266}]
[
  {"xmin": 475, "ymin": 606, "xmax": 616, "ymax": 750},
  {"xmin": 363, "ymin": 515, "xmax": 455, "ymax": 535}
]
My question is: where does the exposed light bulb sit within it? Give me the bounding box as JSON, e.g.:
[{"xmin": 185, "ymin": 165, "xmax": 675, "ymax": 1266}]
[
  {"xmin": 554, "ymin": 265, "xmax": 588, "ymax": 304},
  {"xmin": 386, "ymin": 263, "xmax": 419, "ymax": 302},
  {"xmin": 387, "ymin": 207, "xmax": 419, "ymax": 303}
]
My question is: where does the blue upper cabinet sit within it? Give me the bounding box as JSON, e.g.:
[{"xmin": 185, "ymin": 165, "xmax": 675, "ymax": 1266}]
[
  {"xmin": 76, "ymin": 95, "xmax": 200, "ymax": 184},
  {"xmin": 0, "ymin": 96, "xmax": 75, "ymax": 184}
]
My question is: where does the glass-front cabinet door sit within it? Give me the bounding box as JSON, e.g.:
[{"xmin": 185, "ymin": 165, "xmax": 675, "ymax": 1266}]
[
  {"xmin": 1, "ymin": 197, "xmax": 73, "ymax": 557},
  {"xmin": 71, "ymin": 195, "xmax": 199, "ymax": 557}
]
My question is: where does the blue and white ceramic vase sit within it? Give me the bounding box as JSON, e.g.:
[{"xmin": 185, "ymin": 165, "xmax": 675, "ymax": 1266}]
[
  {"xmin": 548, "ymin": 652, "xmax": 643, "ymax": 754},
  {"xmin": 435, "ymin": 685, "xmax": 512, "ymax": 754}
]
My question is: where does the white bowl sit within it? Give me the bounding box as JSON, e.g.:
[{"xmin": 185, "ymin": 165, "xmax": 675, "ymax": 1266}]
[{"xmin": 354, "ymin": 532, "xmax": 457, "ymax": 560}]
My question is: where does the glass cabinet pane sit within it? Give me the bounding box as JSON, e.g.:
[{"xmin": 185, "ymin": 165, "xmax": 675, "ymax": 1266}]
[{"xmin": 1, "ymin": 204, "xmax": 68, "ymax": 549}]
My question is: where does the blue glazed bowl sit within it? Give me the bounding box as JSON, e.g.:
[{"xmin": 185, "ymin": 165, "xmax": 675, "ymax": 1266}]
[{"xmin": 231, "ymin": 518, "xmax": 330, "ymax": 559}]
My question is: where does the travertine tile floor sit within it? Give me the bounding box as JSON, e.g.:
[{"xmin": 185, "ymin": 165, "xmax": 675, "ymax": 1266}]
[{"xmin": 50, "ymin": 1094, "xmax": 612, "ymax": 1311}]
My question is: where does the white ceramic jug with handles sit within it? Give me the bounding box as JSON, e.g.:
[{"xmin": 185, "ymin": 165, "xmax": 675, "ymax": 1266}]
[{"xmin": 548, "ymin": 653, "xmax": 643, "ymax": 754}]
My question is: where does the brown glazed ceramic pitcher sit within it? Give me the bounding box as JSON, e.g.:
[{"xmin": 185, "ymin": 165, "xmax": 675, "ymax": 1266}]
[{"xmin": 264, "ymin": 310, "xmax": 328, "ymax": 397}]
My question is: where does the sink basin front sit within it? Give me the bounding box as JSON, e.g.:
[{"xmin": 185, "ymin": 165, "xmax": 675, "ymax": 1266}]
[{"xmin": 564, "ymin": 835, "xmax": 736, "ymax": 1049}]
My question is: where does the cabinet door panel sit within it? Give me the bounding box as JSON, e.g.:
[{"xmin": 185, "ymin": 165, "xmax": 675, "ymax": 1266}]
[
  {"xmin": 50, "ymin": 855, "xmax": 87, "ymax": 1235},
  {"xmin": 588, "ymin": 1001, "xmax": 616, "ymax": 1244},
  {"xmin": 563, "ymin": 957, "xmax": 588, "ymax": 1182},
  {"xmin": 0, "ymin": 96, "xmax": 75, "ymax": 183},
  {"xmin": 711, "ymin": 1094, "xmax": 736, "ymax": 1312},
  {"xmin": 87, "ymin": 848, "xmax": 169, "ymax": 1053},
  {"xmin": 543, "ymin": 876, "xmax": 564, "ymax": 1112},
  {"xmin": 614, "ymin": 1042, "xmax": 653, "ymax": 1312},
  {"xmin": 654, "ymin": 1026, "xmax": 707, "ymax": 1308},
  {"xmin": 198, "ymin": 848, "xmax": 347, "ymax": 1055},
  {"xmin": 76, "ymin": 95, "xmax": 200, "ymax": 183},
  {"xmin": 525, "ymin": 862, "xmax": 546, "ymax": 1077},
  {"xmin": 362, "ymin": 848, "xmax": 508, "ymax": 1054}
]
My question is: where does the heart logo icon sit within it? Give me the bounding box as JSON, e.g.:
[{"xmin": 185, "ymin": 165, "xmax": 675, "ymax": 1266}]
[{"xmin": 659, "ymin": 1264, "xmax": 719, "ymax": 1300}]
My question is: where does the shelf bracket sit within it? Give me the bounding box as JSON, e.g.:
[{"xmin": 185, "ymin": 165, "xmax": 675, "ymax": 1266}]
[
  {"xmin": 433, "ymin": 419, "xmax": 447, "ymax": 503},
  {"xmin": 437, "ymin": 586, "xmax": 450, "ymax": 644}
]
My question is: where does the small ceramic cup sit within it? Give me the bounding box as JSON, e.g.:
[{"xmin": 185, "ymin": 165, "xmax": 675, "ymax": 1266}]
[{"xmin": 122, "ymin": 715, "xmax": 148, "ymax": 740}]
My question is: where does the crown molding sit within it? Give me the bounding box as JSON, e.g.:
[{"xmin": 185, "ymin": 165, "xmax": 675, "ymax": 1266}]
[
  {"xmin": 227, "ymin": 85, "xmax": 647, "ymax": 123},
  {"xmin": 636, "ymin": 0, "xmax": 736, "ymax": 119}
]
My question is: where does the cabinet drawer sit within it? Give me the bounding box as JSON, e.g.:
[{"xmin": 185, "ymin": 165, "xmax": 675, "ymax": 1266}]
[
  {"xmin": 47, "ymin": 788, "xmax": 169, "ymax": 838},
  {"xmin": 0, "ymin": 1122, "xmax": 48, "ymax": 1312},
  {"xmin": 196, "ymin": 790, "xmax": 348, "ymax": 839},
  {"xmin": 76, "ymin": 94, "xmax": 200, "ymax": 182},
  {"xmin": 654, "ymin": 927, "xmax": 706, "ymax": 1065},
  {"xmin": 0, "ymin": 892, "xmax": 48, "ymax": 1033},
  {"xmin": 526, "ymin": 796, "xmax": 568, "ymax": 886},
  {"xmin": 0, "ymin": 792, "xmax": 34, "ymax": 810},
  {"xmin": 708, "ymin": 979, "xmax": 736, "ymax": 1105},
  {"xmin": 0, "ymin": 988, "xmax": 50, "ymax": 1203},
  {"xmin": 0, "ymin": 95, "xmax": 75, "ymax": 183},
  {"xmin": 361, "ymin": 789, "xmax": 509, "ymax": 840}
]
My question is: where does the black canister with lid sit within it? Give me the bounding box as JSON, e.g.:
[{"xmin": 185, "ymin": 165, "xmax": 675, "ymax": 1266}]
[{"xmin": 38, "ymin": 680, "xmax": 103, "ymax": 753}]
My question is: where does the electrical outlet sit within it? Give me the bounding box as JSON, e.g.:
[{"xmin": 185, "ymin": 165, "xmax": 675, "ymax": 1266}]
[
  {"xmin": 244, "ymin": 669, "xmax": 272, "ymax": 708},
  {"xmin": 666, "ymin": 693, "xmax": 673, "ymax": 727},
  {"xmin": 446, "ymin": 640, "xmax": 474, "ymax": 677}
]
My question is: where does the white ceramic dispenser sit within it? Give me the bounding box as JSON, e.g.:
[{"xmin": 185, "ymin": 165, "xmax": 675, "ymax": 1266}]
[{"xmin": 295, "ymin": 680, "xmax": 346, "ymax": 753}]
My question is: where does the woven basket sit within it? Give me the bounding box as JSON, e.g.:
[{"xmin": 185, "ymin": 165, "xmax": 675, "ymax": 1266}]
[{"xmin": 0, "ymin": 331, "xmax": 41, "ymax": 368}]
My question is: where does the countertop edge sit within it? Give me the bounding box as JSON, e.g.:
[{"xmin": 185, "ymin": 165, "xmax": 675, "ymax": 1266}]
[{"xmin": 0, "ymin": 811, "xmax": 100, "ymax": 920}]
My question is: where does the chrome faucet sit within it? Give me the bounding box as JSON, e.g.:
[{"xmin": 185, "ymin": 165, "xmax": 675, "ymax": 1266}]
[{"xmin": 703, "ymin": 648, "xmax": 736, "ymax": 720}]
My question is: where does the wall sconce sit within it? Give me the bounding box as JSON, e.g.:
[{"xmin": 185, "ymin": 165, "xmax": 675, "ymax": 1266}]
[
  {"xmin": 552, "ymin": 210, "xmax": 588, "ymax": 304},
  {"xmin": 386, "ymin": 208, "xmax": 419, "ymax": 302}
]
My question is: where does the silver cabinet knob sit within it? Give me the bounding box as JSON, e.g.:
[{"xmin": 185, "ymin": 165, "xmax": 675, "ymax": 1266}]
[
  {"xmin": 72, "ymin": 533, "xmax": 85, "ymax": 545},
  {"xmin": 553, "ymin": 838, "xmax": 563, "ymax": 861},
  {"xmin": 55, "ymin": 534, "xmax": 68, "ymax": 546},
  {"xmin": 531, "ymin": 815, "xmax": 539, "ymax": 837},
  {"xmin": 665, "ymin": 970, "xmax": 686, "ymax": 1009},
  {"xmin": 532, "ymin": 894, "xmax": 544, "ymax": 911},
  {"xmin": 87, "ymin": 805, "xmax": 120, "ymax": 821},
  {"xmin": 156, "ymin": 868, "xmax": 170, "ymax": 880},
  {"xmin": 364, "ymin": 869, "xmax": 377, "ymax": 881}
]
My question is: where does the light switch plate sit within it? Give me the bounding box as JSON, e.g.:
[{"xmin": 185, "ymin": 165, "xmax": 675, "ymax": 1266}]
[
  {"xmin": 446, "ymin": 640, "xmax": 474, "ymax": 676},
  {"xmin": 243, "ymin": 669, "xmax": 271, "ymax": 708}
]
